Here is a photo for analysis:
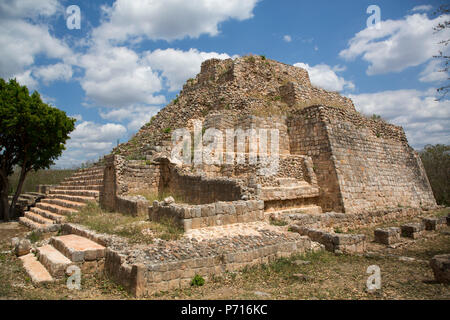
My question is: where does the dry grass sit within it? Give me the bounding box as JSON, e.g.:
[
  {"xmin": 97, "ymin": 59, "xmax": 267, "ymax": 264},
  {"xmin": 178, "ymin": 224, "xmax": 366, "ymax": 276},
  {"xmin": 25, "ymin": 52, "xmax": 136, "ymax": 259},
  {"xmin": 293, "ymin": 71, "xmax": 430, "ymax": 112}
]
[{"xmin": 67, "ymin": 202, "xmax": 183, "ymax": 243}]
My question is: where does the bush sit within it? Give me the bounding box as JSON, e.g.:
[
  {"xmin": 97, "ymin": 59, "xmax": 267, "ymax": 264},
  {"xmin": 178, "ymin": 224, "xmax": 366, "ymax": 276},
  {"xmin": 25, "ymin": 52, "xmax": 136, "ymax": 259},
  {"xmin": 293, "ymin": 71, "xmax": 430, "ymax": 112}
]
[
  {"xmin": 419, "ymin": 144, "xmax": 450, "ymax": 206},
  {"xmin": 191, "ymin": 274, "xmax": 205, "ymax": 287}
]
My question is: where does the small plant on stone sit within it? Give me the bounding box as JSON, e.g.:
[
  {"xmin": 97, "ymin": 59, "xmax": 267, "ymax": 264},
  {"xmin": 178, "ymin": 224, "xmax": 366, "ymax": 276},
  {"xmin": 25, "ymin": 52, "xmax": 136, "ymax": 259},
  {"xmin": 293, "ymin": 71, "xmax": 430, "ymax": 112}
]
[
  {"xmin": 163, "ymin": 127, "xmax": 172, "ymax": 134},
  {"xmin": 191, "ymin": 274, "xmax": 205, "ymax": 287},
  {"xmin": 260, "ymin": 55, "xmax": 266, "ymax": 60},
  {"xmin": 27, "ymin": 231, "xmax": 42, "ymax": 243},
  {"xmin": 334, "ymin": 227, "xmax": 343, "ymax": 234}
]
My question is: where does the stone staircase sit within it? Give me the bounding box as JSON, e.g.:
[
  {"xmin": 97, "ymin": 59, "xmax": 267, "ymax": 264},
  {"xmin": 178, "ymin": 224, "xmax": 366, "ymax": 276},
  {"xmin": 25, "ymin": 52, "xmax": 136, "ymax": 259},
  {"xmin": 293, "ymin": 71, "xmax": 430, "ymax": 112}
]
[
  {"xmin": 262, "ymin": 178, "xmax": 322, "ymax": 216},
  {"xmin": 19, "ymin": 234, "xmax": 106, "ymax": 283},
  {"xmin": 19, "ymin": 166, "xmax": 104, "ymax": 231}
]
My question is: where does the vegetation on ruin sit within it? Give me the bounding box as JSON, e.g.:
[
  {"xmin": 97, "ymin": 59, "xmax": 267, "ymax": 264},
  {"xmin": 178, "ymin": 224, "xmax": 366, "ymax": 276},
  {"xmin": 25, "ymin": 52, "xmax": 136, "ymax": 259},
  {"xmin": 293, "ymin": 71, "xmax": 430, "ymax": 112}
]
[
  {"xmin": 191, "ymin": 274, "xmax": 205, "ymax": 287},
  {"xmin": 419, "ymin": 144, "xmax": 450, "ymax": 206},
  {"xmin": 67, "ymin": 202, "xmax": 183, "ymax": 243}
]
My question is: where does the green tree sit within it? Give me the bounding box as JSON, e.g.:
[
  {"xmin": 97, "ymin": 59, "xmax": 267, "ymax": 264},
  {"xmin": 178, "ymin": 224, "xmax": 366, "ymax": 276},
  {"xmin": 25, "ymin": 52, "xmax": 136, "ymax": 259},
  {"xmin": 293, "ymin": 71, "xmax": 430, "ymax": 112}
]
[
  {"xmin": 419, "ymin": 144, "xmax": 450, "ymax": 206},
  {"xmin": 0, "ymin": 79, "xmax": 75, "ymax": 221},
  {"xmin": 433, "ymin": 4, "xmax": 450, "ymax": 100}
]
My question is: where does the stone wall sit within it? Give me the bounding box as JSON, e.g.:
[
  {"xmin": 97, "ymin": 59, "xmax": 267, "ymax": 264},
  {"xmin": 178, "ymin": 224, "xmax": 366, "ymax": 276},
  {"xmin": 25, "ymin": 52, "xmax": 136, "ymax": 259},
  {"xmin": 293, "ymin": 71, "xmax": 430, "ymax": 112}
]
[
  {"xmin": 320, "ymin": 106, "xmax": 436, "ymax": 213},
  {"xmin": 288, "ymin": 106, "xmax": 344, "ymax": 212},
  {"xmin": 287, "ymin": 105, "xmax": 436, "ymax": 214},
  {"xmin": 149, "ymin": 199, "xmax": 265, "ymax": 231},
  {"xmin": 286, "ymin": 207, "xmax": 427, "ymax": 232}
]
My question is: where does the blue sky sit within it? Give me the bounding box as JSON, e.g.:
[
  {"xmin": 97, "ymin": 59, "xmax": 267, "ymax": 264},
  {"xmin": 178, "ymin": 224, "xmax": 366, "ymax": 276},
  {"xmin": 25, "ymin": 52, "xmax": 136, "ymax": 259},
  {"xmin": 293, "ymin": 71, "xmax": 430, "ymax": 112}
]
[{"xmin": 1, "ymin": 0, "xmax": 449, "ymax": 168}]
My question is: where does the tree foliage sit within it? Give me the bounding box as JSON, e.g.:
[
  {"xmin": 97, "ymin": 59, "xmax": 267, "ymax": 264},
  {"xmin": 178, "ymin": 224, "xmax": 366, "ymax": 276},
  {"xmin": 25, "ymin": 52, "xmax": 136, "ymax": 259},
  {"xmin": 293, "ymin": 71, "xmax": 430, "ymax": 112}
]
[
  {"xmin": 419, "ymin": 144, "xmax": 450, "ymax": 206},
  {"xmin": 0, "ymin": 78, "xmax": 75, "ymax": 221},
  {"xmin": 433, "ymin": 4, "xmax": 450, "ymax": 100}
]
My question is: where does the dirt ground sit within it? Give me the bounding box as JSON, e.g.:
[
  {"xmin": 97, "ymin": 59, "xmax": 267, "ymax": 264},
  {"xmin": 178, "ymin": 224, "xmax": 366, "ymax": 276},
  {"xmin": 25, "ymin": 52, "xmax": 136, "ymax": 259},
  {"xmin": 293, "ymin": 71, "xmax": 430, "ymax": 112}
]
[{"xmin": 0, "ymin": 217, "xmax": 449, "ymax": 300}]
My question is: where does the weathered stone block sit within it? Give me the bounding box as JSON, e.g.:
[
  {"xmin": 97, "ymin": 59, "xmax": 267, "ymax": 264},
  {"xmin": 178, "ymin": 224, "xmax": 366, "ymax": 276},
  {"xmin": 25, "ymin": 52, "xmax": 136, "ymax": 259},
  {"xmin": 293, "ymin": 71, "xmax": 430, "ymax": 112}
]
[
  {"xmin": 422, "ymin": 217, "xmax": 444, "ymax": 231},
  {"xmin": 430, "ymin": 254, "xmax": 450, "ymax": 284},
  {"xmin": 401, "ymin": 223, "xmax": 424, "ymax": 239},
  {"xmin": 374, "ymin": 227, "xmax": 401, "ymax": 245}
]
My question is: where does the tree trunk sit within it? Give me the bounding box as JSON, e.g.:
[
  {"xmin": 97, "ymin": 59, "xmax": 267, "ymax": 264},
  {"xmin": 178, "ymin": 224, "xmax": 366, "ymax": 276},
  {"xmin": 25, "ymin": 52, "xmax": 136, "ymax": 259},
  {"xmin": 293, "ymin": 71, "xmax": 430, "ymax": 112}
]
[
  {"xmin": 0, "ymin": 170, "xmax": 10, "ymax": 222},
  {"xmin": 9, "ymin": 165, "xmax": 29, "ymax": 220}
]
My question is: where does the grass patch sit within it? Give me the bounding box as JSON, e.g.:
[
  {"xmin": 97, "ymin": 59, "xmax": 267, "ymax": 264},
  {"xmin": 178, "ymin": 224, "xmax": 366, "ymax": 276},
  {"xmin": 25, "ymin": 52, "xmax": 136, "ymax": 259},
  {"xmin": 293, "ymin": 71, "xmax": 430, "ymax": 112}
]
[
  {"xmin": 67, "ymin": 202, "xmax": 183, "ymax": 243},
  {"xmin": 128, "ymin": 189, "xmax": 187, "ymax": 204},
  {"xmin": 269, "ymin": 218, "xmax": 288, "ymax": 226}
]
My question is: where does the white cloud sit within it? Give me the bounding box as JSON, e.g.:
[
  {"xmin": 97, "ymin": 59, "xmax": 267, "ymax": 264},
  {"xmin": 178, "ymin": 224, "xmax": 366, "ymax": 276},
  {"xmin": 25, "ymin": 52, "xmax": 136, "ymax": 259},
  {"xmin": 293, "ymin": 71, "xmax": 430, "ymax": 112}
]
[
  {"xmin": 419, "ymin": 59, "xmax": 448, "ymax": 83},
  {"xmin": 78, "ymin": 45, "xmax": 165, "ymax": 108},
  {"xmin": 0, "ymin": 19, "xmax": 72, "ymax": 79},
  {"xmin": 411, "ymin": 5, "xmax": 433, "ymax": 12},
  {"xmin": 0, "ymin": 0, "xmax": 61, "ymax": 19},
  {"xmin": 33, "ymin": 63, "xmax": 73, "ymax": 84},
  {"xmin": 339, "ymin": 13, "xmax": 450, "ymax": 75},
  {"xmin": 294, "ymin": 62, "xmax": 355, "ymax": 92},
  {"xmin": 93, "ymin": 0, "xmax": 259, "ymax": 43},
  {"xmin": 283, "ymin": 35, "xmax": 292, "ymax": 43},
  {"xmin": 55, "ymin": 121, "xmax": 127, "ymax": 168},
  {"xmin": 100, "ymin": 105, "xmax": 161, "ymax": 132},
  {"xmin": 145, "ymin": 48, "xmax": 231, "ymax": 91},
  {"xmin": 349, "ymin": 89, "xmax": 450, "ymax": 148},
  {"xmin": 12, "ymin": 70, "xmax": 38, "ymax": 89}
]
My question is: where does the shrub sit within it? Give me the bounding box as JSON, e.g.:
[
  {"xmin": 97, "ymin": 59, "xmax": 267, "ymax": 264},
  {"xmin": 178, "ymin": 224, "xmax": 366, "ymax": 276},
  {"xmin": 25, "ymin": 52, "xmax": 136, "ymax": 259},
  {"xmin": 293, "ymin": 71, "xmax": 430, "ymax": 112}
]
[{"xmin": 191, "ymin": 274, "xmax": 205, "ymax": 287}]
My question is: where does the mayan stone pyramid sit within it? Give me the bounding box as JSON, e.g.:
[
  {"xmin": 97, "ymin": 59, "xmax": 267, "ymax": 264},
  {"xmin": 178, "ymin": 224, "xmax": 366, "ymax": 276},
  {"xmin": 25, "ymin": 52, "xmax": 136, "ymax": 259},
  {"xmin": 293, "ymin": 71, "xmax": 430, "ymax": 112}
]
[{"xmin": 102, "ymin": 55, "xmax": 436, "ymax": 218}]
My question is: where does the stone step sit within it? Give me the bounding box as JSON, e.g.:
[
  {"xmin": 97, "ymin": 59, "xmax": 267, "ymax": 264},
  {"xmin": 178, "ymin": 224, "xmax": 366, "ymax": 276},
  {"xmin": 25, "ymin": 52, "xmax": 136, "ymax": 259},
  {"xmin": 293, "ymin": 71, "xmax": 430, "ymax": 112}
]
[
  {"xmin": 36, "ymin": 245, "xmax": 73, "ymax": 278},
  {"xmin": 261, "ymin": 183, "xmax": 320, "ymax": 201},
  {"xmin": 48, "ymin": 194, "xmax": 96, "ymax": 204},
  {"xmin": 64, "ymin": 173, "xmax": 104, "ymax": 182},
  {"xmin": 30, "ymin": 207, "xmax": 66, "ymax": 224},
  {"xmin": 19, "ymin": 216, "xmax": 60, "ymax": 232},
  {"xmin": 54, "ymin": 185, "xmax": 102, "ymax": 191},
  {"xmin": 48, "ymin": 189, "xmax": 99, "ymax": 197},
  {"xmin": 35, "ymin": 202, "xmax": 78, "ymax": 216},
  {"xmin": 50, "ymin": 235, "xmax": 106, "ymax": 263},
  {"xmin": 272, "ymin": 205, "xmax": 323, "ymax": 215},
  {"xmin": 74, "ymin": 167, "xmax": 104, "ymax": 174},
  {"xmin": 40, "ymin": 198, "xmax": 86, "ymax": 210},
  {"xmin": 19, "ymin": 253, "xmax": 54, "ymax": 284},
  {"xmin": 60, "ymin": 179, "xmax": 103, "ymax": 186},
  {"xmin": 19, "ymin": 216, "xmax": 47, "ymax": 230},
  {"xmin": 24, "ymin": 211, "xmax": 54, "ymax": 225}
]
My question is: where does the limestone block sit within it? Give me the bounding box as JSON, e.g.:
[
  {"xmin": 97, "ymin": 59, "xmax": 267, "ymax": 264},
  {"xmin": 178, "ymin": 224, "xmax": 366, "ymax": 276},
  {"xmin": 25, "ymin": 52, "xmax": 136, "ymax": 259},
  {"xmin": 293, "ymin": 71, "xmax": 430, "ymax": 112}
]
[
  {"xmin": 430, "ymin": 254, "xmax": 450, "ymax": 284},
  {"xmin": 401, "ymin": 223, "xmax": 424, "ymax": 239},
  {"xmin": 374, "ymin": 227, "xmax": 401, "ymax": 245},
  {"xmin": 422, "ymin": 217, "xmax": 445, "ymax": 231}
]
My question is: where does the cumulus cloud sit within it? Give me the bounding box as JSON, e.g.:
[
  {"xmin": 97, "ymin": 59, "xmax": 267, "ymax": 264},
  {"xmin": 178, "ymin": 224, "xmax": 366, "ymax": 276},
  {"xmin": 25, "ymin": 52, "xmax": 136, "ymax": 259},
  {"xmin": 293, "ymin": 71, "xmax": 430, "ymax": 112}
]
[
  {"xmin": 0, "ymin": 0, "xmax": 61, "ymax": 19},
  {"xmin": 78, "ymin": 45, "xmax": 165, "ymax": 108},
  {"xmin": 283, "ymin": 35, "xmax": 292, "ymax": 43},
  {"xmin": 33, "ymin": 63, "xmax": 73, "ymax": 84},
  {"xmin": 55, "ymin": 121, "xmax": 127, "ymax": 168},
  {"xmin": 294, "ymin": 62, "xmax": 355, "ymax": 92},
  {"xmin": 145, "ymin": 48, "xmax": 231, "ymax": 91},
  {"xmin": 93, "ymin": 0, "xmax": 259, "ymax": 43},
  {"xmin": 339, "ymin": 13, "xmax": 450, "ymax": 75},
  {"xmin": 419, "ymin": 59, "xmax": 448, "ymax": 83},
  {"xmin": 349, "ymin": 89, "xmax": 450, "ymax": 149},
  {"xmin": 100, "ymin": 105, "xmax": 161, "ymax": 132},
  {"xmin": 411, "ymin": 5, "xmax": 433, "ymax": 12},
  {"xmin": 0, "ymin": 19, "xmax": 72, "ymax": 79}
]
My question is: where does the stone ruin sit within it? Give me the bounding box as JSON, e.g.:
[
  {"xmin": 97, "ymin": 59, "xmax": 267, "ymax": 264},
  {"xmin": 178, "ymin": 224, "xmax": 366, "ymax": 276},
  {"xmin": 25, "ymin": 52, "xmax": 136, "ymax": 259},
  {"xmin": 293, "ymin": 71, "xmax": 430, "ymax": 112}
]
[
  {"xmin": 102, "ymin": 55, "xmax": 437, "ymax": 227},
  {"xmin": 17, "ymin": 55, "xmax": 442, "ymax": 296}
]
